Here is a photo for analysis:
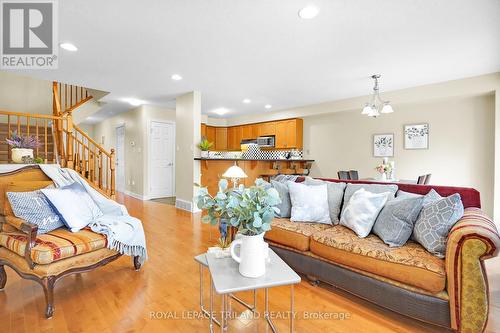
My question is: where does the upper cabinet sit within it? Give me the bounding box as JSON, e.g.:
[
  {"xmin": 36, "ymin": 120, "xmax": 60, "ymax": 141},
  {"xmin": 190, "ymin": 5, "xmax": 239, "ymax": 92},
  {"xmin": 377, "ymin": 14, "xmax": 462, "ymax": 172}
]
[
  {"xmin": 257, "ymin": 122, "xmax": 276, "ymax": 137},
  {"xmin": 215, "ymin": 127, "xmax": 227, "ymax": 151},
  {"xmin": 200, "ymin": 118, "xmax": 303, "ymax": 151},
  {"xmin": 275, "ymin": 119, "xmax": 303, "ymax": 149}
]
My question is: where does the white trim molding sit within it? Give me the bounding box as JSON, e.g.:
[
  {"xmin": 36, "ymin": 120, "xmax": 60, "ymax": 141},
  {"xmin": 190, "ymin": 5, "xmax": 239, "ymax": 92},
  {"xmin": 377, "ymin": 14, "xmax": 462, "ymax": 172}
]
[{"xmin": 175, "ymin": 198, "xmax": 199, "ymax": 213}]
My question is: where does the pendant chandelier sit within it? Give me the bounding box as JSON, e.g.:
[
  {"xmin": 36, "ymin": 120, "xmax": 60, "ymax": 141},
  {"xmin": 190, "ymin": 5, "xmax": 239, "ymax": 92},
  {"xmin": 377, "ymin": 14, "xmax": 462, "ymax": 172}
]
[{"xmin": 361, "ymin": 74, "xmax": 394, "ymax": 117}]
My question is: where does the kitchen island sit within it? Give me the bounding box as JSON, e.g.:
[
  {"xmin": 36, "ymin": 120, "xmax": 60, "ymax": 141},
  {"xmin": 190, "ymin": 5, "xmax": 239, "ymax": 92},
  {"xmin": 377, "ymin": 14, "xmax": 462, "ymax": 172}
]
[{"xmin": 195, "ymin": 157, "xmax": 314, "ymax": 194}]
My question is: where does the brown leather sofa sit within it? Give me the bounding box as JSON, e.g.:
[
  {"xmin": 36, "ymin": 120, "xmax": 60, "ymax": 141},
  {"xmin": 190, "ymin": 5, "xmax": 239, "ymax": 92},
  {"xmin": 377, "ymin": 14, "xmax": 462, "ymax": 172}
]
[{"xmin": 265, "ymin": 178, "xmax": 500, "ymax": 333}]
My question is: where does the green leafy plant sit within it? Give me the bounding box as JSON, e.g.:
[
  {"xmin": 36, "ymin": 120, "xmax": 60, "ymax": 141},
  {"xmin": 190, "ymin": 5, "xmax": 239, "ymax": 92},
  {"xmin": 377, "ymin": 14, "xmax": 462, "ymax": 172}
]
[
  {"xmin": 195, "ymin": 178, "xmax": 281, "ymax": 237},
  {"xmin": 197, "ymin": 138, "xmax": 213, "ymax": 151}
]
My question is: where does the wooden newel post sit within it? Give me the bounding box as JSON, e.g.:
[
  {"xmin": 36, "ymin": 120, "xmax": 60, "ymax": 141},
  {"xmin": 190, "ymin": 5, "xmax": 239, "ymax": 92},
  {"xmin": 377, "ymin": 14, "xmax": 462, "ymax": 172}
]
[
  {"xmin": 110, "ymin": 148, "xmax": 116, "ymax": 198},
  {"xmin": 66, "ymin": 111, "xmax": 74, "ymax": 169}
]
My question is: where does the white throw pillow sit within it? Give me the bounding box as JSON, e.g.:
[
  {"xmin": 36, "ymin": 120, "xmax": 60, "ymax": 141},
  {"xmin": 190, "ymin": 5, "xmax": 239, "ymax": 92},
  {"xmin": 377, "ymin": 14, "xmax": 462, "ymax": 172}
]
[
  {"xmin": 340, "ymin": 188, "xmax": 391, "ymax": 237},
  {"xmin": 287, "ymin": 182, "xmax": 331, "ymax": 224},
  {"xmin": 41, "ymin": 182, "xmax": 103, "ymax": 232}
]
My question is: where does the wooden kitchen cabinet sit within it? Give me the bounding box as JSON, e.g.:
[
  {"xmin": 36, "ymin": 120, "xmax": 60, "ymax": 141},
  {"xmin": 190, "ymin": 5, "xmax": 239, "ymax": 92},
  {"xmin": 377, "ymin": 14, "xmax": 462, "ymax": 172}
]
[
  {"xmin": 206, "ymin": 126, "xmax": 216, "ymax": 149},
  {"xmin": 257, "ymin": 122, "xmax": 276, "ymax": 137},
  {"xmin": 241, "ymin": 125, "xmax": 257, "ymax": 140},
  {"xmin": 215, "ymin": 127, "xmax": 228, "ymax": 150},
  {"xmin": 201, "ymin": 124, "xmax": 207, "ymax": 139},
  {"xmin": 275, "ymin": 119, "xmax": 303, "ymax": 149}
]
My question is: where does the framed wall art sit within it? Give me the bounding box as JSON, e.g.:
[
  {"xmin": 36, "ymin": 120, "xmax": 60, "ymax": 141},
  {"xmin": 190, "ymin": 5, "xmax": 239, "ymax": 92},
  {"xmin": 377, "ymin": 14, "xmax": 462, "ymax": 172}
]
[
  {"xmin": 404, "ymin": 123, "xmax": 429, "ymax": 149},
  {"xmin": 373, "ymin": 133, "xmax": 394, "ymax": 157}
]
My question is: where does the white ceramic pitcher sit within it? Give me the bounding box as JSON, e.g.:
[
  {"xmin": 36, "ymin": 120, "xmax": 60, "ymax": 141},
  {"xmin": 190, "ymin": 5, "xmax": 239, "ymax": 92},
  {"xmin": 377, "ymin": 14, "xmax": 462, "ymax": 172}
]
[{"xmin": 230, "ymin": 233, "xmax": 267, "ymax": 278}]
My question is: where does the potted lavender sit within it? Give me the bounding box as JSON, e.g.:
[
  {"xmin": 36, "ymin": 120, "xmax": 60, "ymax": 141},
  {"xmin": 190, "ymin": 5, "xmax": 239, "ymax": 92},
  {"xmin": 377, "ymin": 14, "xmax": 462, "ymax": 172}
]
[{"xmin": 6, "ymin": 131, "xmax": 41, "ymax": 163}]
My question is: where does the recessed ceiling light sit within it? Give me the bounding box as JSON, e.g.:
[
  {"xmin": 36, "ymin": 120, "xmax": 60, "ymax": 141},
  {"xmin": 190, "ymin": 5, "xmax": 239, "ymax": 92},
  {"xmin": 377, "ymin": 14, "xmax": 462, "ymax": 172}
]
[
  {"xmin": 123, "ymin": 98, "xmax": 145, "ymax": 106},
  {"xmin": 298, "ymin": 5, "xmax": 319, "ymax": 19},
  {"xmin": 59, "ymin": 42, "xmax": 78, "ymax": 51},
  {"xmin": 264, "ymin": 104, "xmax": 272, "ymax": 109},
  {"xmin": 171, "ymin": 74, "xmax": 183, "ymax": 81},
  {"xmin": 213, "ymin": 108, "xmax": 229, "ymax": 116},
  {"xmin": 242, "ymin": 99, "xmax": 251, "ymax": 104}
]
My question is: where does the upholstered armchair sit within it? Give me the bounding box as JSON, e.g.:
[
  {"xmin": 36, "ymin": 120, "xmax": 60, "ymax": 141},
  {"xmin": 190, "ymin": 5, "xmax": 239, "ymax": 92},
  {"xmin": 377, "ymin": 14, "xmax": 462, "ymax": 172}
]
[
  {"xmin": 0, "ymin": 166, "xmax": 141, "ymax": 318},
  {"xmin": 446, "ymin": 208, "xmax": 500, "ymax": 333}
]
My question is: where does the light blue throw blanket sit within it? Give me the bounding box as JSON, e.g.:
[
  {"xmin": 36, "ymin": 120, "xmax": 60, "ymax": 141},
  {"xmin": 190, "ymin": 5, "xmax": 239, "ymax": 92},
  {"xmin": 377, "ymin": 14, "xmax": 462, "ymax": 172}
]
[{"xmin": 39, "ymin": 165, "xmax": 147, "ymax": 264}]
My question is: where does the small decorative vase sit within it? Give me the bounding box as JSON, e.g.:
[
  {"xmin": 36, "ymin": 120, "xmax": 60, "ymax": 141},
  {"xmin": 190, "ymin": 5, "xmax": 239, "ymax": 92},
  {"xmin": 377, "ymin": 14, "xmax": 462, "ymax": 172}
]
[
  {"xmin": 230, "ymin": 233, "xmax": 267, "ymax": 278},
  {"xmin": 11, "ymin": 148, "xmax": 33, "ymax": 164},
  {"xmin": 201, "ymin": 151, "xmax": 209, "ymax": 158},
  {"xmin": 379, "ymin": 172, "xmax": 387, "ymax": 181}
]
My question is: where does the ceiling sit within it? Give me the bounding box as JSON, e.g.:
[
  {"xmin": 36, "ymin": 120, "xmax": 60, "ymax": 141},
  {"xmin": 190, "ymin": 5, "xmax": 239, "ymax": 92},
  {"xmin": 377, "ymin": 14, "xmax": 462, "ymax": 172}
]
[{"xmin": 10, "ymin": 0, "xmax": 500, "ymax": 122}]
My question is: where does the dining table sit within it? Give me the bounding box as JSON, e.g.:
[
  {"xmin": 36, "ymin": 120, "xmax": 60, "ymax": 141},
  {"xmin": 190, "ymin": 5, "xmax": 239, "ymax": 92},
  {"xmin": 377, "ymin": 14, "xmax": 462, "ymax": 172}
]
[{"xmin": 361, "ymin": 178, "xmax": 417, "ymax": 184}]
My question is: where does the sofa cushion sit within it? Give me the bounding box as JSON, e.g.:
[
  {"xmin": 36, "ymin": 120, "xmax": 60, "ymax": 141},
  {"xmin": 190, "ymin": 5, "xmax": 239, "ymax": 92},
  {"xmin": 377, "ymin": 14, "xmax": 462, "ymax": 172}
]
[
  {"xmin": 271, "ymin": 180, "xmax": 292, "ymax": 218},
  {"xmin": 288, "ymin": 182, "xmax": 331, "ymax": 225},
  {"xmin": 303, "ymin": 177, "xmax": 346, "ymax": 224},
  {"xmin": 264, "ymin": 218, "xmax": 331, "ymax": 251},
  {"xmin": 0, "ymin": 227, "xmax": 107, "ymax": 265},
  {"xmin": 310, "ymin": 226, "xmax": 446, "ymax": 293},
  {"xmin": 341, "ymin": 183, "xmax": 398, "ymax": 215}
]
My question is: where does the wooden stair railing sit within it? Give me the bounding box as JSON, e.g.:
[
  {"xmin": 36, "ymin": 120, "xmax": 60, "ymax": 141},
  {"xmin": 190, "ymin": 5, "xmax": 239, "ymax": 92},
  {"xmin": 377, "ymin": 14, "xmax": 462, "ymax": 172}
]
[
  {"xmin": 52, "ymin": 82, "xmax": 115, "ymax": 198},
  {"xmin": 0, "ymin": 110, "xmax": 61, "ymax": 164},
  {"xmin": 53, "ymin": 81, "xmax": 93, "ymax": 115}
]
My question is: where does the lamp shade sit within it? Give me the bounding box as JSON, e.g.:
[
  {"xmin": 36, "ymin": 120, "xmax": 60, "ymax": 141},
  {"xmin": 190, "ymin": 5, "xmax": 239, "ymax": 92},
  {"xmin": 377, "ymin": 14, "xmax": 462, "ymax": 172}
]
[
  {"xmin": 381, "ymin": 103, "xmax": 394, "ymax": 113},
  {"xmin": 361, "ymin": 104, "xmax": 373, "ymax": 115},
  {"xmin": 222, "ymin": 165, "xmax": 248, "ymax": 179}
]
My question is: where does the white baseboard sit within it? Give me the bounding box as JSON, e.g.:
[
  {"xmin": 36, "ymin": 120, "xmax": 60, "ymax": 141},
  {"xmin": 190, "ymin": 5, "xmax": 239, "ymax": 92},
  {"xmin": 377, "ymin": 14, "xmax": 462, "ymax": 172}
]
[
  {"xmin": 124, "ymin": 190, "xmax": 149, "ymax": 200},
  {"xmin": 175, "ymin": 198, "xmax": 196, "ymax": 212}
]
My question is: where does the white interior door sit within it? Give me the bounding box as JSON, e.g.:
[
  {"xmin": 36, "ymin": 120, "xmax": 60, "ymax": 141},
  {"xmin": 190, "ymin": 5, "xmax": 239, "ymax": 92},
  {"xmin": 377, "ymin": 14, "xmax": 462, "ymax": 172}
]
[
  {"xmin": 115, "ymin": 125, "xmax": 125, "ymax": 193},
  {"xmin": 149, "ymin": 121, "xmax": 175, "ymax": 198}
]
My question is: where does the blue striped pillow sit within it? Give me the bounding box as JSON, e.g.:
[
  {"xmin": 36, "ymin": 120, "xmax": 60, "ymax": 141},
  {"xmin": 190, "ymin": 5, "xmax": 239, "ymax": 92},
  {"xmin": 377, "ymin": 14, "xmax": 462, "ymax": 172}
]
[{"xmin": 7, "ymin": 190, "xmax": 64, "ymax": 234}]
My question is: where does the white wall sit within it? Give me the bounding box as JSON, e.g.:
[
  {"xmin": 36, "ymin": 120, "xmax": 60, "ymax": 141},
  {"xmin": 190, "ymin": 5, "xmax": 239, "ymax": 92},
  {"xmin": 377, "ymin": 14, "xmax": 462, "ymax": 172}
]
[
  {"xmin": 91, "ymin": 105, "xmax": 176, "ymax": 198},
  {"xmin": 0, "ymin": 71, "xmax": 52, "ymax": 114}
]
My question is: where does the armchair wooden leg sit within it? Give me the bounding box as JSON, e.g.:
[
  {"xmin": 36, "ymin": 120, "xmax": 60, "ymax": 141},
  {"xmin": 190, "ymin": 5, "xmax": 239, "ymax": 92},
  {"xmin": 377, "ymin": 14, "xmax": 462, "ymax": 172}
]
[
  {"xmin": 41, "ymin": 276, "xmax": 55, "ymax": 319},
  {"xmin": 133, "ymin": 256, "xmax": 142, "ymax": 271},
  {"xmin": 0, "ymin": 265, "xmax": 6, "ymax": 291}
]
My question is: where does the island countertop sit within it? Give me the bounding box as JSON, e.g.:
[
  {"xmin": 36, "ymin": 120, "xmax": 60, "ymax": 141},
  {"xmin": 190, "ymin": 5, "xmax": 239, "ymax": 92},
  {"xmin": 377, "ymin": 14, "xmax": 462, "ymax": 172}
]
[{"xmin": 194, "ymin": 158, "xmax": 314, "ymax": 162}]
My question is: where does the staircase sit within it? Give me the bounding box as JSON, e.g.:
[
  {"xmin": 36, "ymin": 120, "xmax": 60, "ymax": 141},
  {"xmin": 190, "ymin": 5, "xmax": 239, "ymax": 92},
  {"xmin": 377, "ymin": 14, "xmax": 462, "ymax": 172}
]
[{"xmin": 0, "ymin": 82, "xmax": 115, "ymax": 198}]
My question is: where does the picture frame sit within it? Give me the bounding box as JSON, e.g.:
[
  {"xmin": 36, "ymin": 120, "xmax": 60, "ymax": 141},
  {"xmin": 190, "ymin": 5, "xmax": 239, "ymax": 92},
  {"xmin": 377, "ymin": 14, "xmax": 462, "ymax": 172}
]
[
  {"xmin": 404, "ymin": 123, "xmax": 429, "ymax": 149},
  {"xmin": 373, "ymin": 133, "xmax": 394, "ymax": 157}
]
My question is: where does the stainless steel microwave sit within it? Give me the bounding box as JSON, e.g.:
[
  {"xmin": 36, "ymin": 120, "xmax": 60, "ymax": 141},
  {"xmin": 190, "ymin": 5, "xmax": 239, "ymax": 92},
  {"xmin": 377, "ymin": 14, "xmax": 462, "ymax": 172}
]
[{"xmin": 256, "ymin": 136, "xmax": 275, "ymax": 148}]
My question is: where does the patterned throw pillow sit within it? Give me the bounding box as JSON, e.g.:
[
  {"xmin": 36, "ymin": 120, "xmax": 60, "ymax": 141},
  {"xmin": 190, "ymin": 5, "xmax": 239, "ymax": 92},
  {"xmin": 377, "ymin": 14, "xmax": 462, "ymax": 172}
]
[
  {"xmin": 304, "ymin": 178, "xmax": 346, "ymax": 224},
  {"xmin": 271, "ymin": 180, "xmax": 292, "ymax": 218},
  {"xmin": 413, "ymin": 193, "xmax": 464, "ymax": 258},
  {"xmin": 288, "ymin": 182, "xmax": 332, "ymax": 224},
  {"xmin": 7, "ymin": 190, "xmax": 64, "ymax": 234},
  {"xmin": 373, "ymin": 196, "xmax": 424, "ymax": 247}
]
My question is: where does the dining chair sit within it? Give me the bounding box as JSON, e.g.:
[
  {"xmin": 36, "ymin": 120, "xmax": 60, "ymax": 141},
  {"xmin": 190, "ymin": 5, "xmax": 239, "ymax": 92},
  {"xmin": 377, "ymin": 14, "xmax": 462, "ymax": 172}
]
[
  {"xmin": 417, "ymin": 175, "xmax": 426, "ymax": 185},
  {"xmin": 338, "ymin": 171, "xmax": 350, "ymax": 180},
  {"xmin": 348, "ymin": 170, "xmax": 359, "ymax": 180},
  {"xmin": 424, "ymin": 174, "xmax": 432, "ymax": 185}
]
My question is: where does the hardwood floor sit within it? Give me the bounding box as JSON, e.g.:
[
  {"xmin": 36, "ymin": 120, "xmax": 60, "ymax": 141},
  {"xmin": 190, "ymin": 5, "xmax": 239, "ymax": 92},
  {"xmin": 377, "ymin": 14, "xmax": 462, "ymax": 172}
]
[{"xmin": 1, "ymin": 193, "xmax": 499, "ymax": 333}]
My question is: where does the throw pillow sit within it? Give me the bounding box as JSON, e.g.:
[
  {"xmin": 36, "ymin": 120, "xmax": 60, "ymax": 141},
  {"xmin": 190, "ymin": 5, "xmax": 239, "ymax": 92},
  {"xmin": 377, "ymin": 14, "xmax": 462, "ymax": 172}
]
[
  {"xmin": 421, "ymin": 189, "xmax": 443, "ymax": 207},
  {"xmin": 340, "ymin": 188, "xmax": 391, "ymax": 238},
  {"xmin": 41, "ymin": 182, "xmax": 103, "ymax": 232},
  {"xmin": 7, "ymin": 190, "xmax": 64, "ymax": 234},
  {"xmin": 396, "ymin": 190, "xmax": 423, "ymax": 199},
  {"xmin": 342, "ymin": 183, "xmax": 398, "ymax": 215},
  {"xmin": 373, "ymin": 196, "xmax": 424, "ymax": 247},
  {"xmin": 288, "ymin": 182, "xmax": 331, "ymax": 224},
  {"xmin": 413, "ymin": 193, "xmax": 464, "ymax": 258},
  {"xmin": 304, "ymin": 177, "xmax": 346, "ymax": 224},
  {"xmin": 270, "ymin": 180, "xmax": 292, "ymax": 218}
]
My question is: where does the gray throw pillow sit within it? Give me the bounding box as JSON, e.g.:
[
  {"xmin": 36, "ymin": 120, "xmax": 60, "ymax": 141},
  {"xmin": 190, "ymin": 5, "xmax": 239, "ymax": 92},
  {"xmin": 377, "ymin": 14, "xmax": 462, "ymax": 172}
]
[
  {"xmin": 396, "ymin": 190, "xmax": 423, "ymax": 199},
  {"xmin": 342, "ymin": 183, "xmax": 398, "ymax": 214},
  {"xmin": 413, "ymin": 193, "xmax": 464, "ymax": 258},
  {"xmin": 271, "ymin": 180, "xmax": 292, "ymax": 218},
  {"xmin": 7, "ymin": 190, "xmax": 64, "ymax": 234},
  {"xmin": 304, "ymin": 178, "xmax": 346, "ymax": 224},
  {"xmin": 421, "ymin": 189, "xmax": 443, "ymax": 207},
  {"xmin": 373, "ymin": 196, "xmax": 424, "ymax": 247}
]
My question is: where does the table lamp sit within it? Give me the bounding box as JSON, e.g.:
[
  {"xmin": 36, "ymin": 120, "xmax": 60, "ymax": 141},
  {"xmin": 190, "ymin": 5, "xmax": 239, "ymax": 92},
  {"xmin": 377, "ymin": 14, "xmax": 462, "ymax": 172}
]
[{"xmin": 222, "ymin": 164, "xmax": 248, "ymax": 188}]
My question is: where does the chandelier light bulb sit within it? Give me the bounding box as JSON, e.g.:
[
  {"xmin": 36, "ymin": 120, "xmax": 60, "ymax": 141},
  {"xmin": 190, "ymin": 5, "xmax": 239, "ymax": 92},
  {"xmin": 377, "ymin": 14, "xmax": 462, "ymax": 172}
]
[
  {"xmin": 381, "ymin": 103, "xmax": 394, "ymax": 114},
  {"xmin": 361, "ymin": 104, "xmax": 373, "ymax": 115}
]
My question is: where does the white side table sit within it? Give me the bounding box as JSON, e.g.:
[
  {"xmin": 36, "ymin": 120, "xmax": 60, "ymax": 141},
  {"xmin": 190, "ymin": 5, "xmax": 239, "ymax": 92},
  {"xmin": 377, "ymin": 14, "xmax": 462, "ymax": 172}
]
[{"xmin": 205, "ymin": 249, "xmax": 301, "ymax": 332}]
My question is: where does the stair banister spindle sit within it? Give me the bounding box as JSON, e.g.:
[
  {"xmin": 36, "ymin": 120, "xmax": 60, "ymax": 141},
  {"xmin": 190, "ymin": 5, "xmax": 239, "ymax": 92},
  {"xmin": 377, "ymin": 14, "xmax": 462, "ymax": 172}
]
[
  {"xmin": 44, "ymin": 119, "xmax": 48, "ymax": 163},
  {"xmin": 110, "ymin": 149, "xmax": 115, "ymax": 198},
  {"xmin": 66, "ymin": 111, "xmax": 74, "ymax": 169}
]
